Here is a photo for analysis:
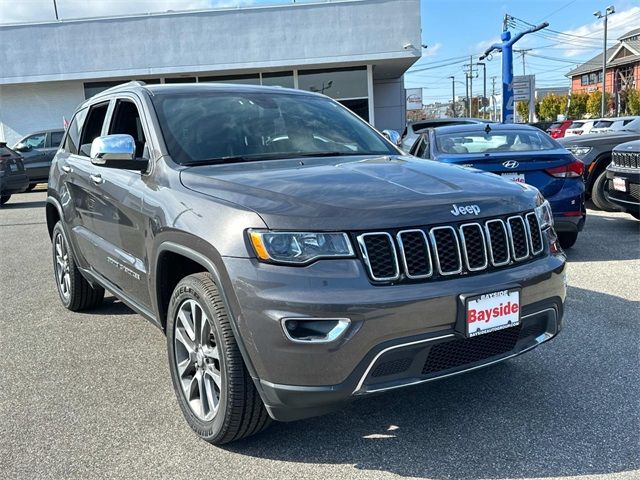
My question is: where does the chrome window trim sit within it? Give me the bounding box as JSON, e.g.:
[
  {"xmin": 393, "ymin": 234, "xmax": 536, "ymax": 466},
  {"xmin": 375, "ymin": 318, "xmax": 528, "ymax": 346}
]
[
  {"xmin": 396, "ymin": 229, "xmax": 433, "ymax": 279},
  {"xmin": 506, "ymin": 215, "xmax": 530, "ymax": 261},
  {"xmin": 353, "ymin": 307, "xmax": 558, "ymax": 394},
  {"xmin": 484, "ymin": 219, "xmax": 511, "ymax": 267},
  {"xmin": 356, "ymin": 232, "xmax": 400, "ymax": 282},
  {"xmin": 524, "ymin": 212, "xmax": 544, "ymax": 255},
  {"xmin": 458, "ymin": 222, "xmax": 488, "ymax": 272},
  {"xmin": 429, "ymin": 226, "xmax": 463, "ymax": 275}
]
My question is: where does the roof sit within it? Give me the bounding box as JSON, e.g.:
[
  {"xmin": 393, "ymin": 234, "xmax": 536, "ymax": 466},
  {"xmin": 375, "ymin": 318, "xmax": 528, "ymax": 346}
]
[
  {"xmin": 567, "ymin": 30, "xmax": 640, "ymax": 77},
  {"xmin": 429, "ymin": 123, "xmax": 538, "ymax": 134}
]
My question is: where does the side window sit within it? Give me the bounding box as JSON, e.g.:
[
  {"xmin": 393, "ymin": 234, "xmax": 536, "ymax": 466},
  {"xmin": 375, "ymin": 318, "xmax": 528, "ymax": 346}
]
[
  {"xmin": 79, "ymin": 102, "xmax": 109, "ymax": 157},
  {"xmin": 108, "ymin": 100, "xmax": 147, "ymax": 158},
  {"xmin": 409, "ymin": 137, "xmax": 422, "ymax": 156},
  {"xmin": 416, "ymin": 136, "xmax": 429, "ymax": 158},
  {"xmin": 24, "ymin": 133, "xmax": 46, "ymax": 149},
  {"xmin": 63, "ymin": 108, "xmax": 88, "ymax": 155},
  {"xmin": 49, "ymin": 131, "xmax": 64, "ymax": 148}
]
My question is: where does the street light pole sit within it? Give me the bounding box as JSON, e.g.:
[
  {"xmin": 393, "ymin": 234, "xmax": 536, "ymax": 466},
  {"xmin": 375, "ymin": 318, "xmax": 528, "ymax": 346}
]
[
  {"xmin": 469, "ymin": 55, "xmax": 473, "ymax": 117},
  {"xmin": 449, "ymin": 76, "xmax": 456, "ymax": 117},
  {"xmin": 594, "ymin": 6, "xmax": 615, "ymax": 117},
  {"xmin": 476, "ymin": 62, "xmax": 486, "ymax": 119}
]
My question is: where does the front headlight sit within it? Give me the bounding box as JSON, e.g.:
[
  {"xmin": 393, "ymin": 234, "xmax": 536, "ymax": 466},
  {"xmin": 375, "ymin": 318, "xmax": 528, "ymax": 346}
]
[
  {"xmin": 248, "ymin": 230, "xmax": 354, "ymax": 264},
  {"xmin": 535, "ymin": 200, "xmax": 554, "ymax": 229},
  {"xmin": 567, "ymin": 146, "xmax": 592, "ymax": 158}
]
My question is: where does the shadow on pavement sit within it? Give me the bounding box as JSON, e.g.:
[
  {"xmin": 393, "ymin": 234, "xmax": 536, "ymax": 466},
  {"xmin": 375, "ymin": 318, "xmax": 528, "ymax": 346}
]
[
  {"xmin": 225, "ymin": 286, "xmax": 639, "ymax": 479},
  {"xmin": 565, "ymin": 209, "xmax": 639, "ymax": 263},
  {"xmin": 0, "ymin": 200, "xmax": 47, "ymax": 210},
  {"xmin": 88, "ymin": 296, "xmax": 136, "ymax": 316}
]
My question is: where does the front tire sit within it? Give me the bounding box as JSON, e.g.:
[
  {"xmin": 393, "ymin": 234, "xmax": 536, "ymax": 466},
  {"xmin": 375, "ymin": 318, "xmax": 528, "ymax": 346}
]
[
  {"xmin": 591, "ymin": 170, "xmax": 620, "ymax": 212},
  {"xmin": 52, "ymin": 222, "xmax": 105, "ymax": 311},
  {"xmin": 166, "ymin": 273, "xmax": 270, "ymax": 445},
  {"xmin": 558, "ymin": 231, "xmax": 578, "ymax": 249}
]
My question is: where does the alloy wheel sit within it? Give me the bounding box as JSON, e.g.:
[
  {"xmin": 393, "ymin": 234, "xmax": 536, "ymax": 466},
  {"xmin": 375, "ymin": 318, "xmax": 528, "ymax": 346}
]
[
  {"xmin": 173, "ymin": 299, "xmax": 222, "ymax": 421},
  {"xmin": 54, "ymin": 232, "xmax": 71, "ymax": 301}
]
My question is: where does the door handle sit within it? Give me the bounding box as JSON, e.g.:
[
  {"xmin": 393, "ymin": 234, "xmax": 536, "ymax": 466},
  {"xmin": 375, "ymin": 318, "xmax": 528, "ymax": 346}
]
[
  {"xmin": 61, "ymin": 165, "xmax": 72, "ymax": 173},
  {"xmin": 90, "ymin": 174, "xmax": 103, "ymax": 185}
]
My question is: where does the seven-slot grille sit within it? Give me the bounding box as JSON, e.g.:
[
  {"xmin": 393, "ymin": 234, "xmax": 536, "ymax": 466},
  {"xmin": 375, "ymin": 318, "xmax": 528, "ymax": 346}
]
[
  {"xmin": 612, "ymin": 151, "xmax": 640, "ymax": 169},
  {"xmin": 357, "ymin": 211, "xmax": 544, "ymax": 283}
]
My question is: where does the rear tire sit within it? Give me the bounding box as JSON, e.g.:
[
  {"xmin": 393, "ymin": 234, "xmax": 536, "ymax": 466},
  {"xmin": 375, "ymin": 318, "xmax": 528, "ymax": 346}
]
[
  {"xmin": 558, "ymin": 231, "xmax": 578, "ymax": 249},
  {"xmin": 0, "ymin": 195, "xmax": 10, "ymax": 205},
  {"xmin": 167, "ymin": 272, "xmax": 271, "ymax": 445},
  {"xmin": 591, "ymin": 170, "xmax": 621, "ymax": 212},
  {"xmin": 52, "ymin": 221, "xmax": 105, "ymax": 311}
]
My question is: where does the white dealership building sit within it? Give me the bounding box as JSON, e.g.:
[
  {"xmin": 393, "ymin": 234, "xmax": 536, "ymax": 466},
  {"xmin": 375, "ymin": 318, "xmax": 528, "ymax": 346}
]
[{"xmin": 0, "ymin": 0, "xmax": 421, "ymax": 145}]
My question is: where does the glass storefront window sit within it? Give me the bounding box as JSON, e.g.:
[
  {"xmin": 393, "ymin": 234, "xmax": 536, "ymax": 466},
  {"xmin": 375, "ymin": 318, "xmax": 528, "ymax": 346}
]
[
  {"xmin": 199, "ymin": 74, "xmax": 260, "ymax": 85},
  {"xmin": 339, "ymin": 98, "xmax": 369, "ymax": 122},
  {"xmin": 298, "ymin": 67, "xmax": 367, "ymax": 100},
  {"xmin": 261, "ymin": 71, "xmax": 294, "ymax": 88},
  {"xmin": 164, "ymin": 77, "xmax": 197, "ymax": 83}
]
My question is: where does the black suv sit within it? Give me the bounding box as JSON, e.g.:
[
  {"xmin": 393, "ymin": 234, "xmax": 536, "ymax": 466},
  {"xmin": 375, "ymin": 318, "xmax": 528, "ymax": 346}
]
[
  {"xmin": 606, "ymin": 140, "xmax": 640, "ymax": 219},
  {"xmin": 13, "ymin": 129, "xmax": 65, "ymax": 189},
  {"xmin": 47, "ymin": 82, "xmax": 567, "ymax": 444}
]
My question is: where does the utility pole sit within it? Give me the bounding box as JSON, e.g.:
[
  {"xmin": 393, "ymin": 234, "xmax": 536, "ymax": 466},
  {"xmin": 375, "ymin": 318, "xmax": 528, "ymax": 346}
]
[
  {"xmin": 594, "ymin": 6, "xmax": 615, "ymax": 117},
  {"xmin": 53, "ymin": 0, "xmax": 59, "ymax": 20},
  {"xmin": 515, "ymin": 49, "xmax": 532, "ymax": 75},
  {"xmin": 465, "ymin": 70, "xmax": 470, "ymax": 117},
  {"xmin": 476, "ymin": 62, "xmax": 487, "ymax": 119},
  {"xmin": 449, "ymin": 76, "xmax": 456, "ymax": 117},
  {"xmin": 491, "ymin": 76, "xmax": 498, "ymax": 121},
  {"xmin": 469, "ymin": 55, "xmax": 473, "ymax": 117}
]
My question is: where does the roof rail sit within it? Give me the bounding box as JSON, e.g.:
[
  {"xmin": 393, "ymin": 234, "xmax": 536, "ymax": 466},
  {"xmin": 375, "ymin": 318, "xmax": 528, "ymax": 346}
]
[{"xmin": 94, "ymin": 80, "xmax": 147, "ymax": 97}]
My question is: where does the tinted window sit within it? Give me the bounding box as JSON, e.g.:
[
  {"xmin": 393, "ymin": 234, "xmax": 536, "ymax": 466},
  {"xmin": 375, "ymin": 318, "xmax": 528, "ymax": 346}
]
[
  {"xmin": 200, "ymin": 74, "xmax": 260, "ymax": 85},
  {"xmin": 594, "ymin": 120, "xmax": 613, "ymax": 128},
  {"xmin": 24, "ymin": 133, "xmax": 46, "ymax": 149},
  {"xmin": 261, "ymin": 71, "xmax": 294, "ymax": 88},
  {"xmin": 79, "ymin": 103, "xmax": 109, "ymax": 157},
  {"xmin": 568, "ymin": 122, "xmax": 584, "ymax": 128},
  {"xmin": 548, "ymin": 122, "xmax": 562, "ymax": 129},
  {"xmin": 416, "ymin": 137, "xmax": 429, "ymax": 158},
  {"xmin": 109, "ymin": 100, "xmax": 147, "ymax": 158},
  {"xmin": 152, "ymin": 91, "xmax": 396, "ymax": 165},
  {"xmin": 50, "ymin": 131, "xmax": 64, "ymax": 147},
  {"xmin": 435, "ymin": 129, "xmax": 558, "ymax": 154},
  {"xmin": 63, "ymin": 108, "xmax": 88, "ymax": 155},
  {"xmin": 297, "ymin": 67, "xmax": 367, "ymax": 99}
]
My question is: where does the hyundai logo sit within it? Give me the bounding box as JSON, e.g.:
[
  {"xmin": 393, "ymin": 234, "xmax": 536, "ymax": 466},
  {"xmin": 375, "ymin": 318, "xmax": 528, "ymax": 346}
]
[{"xmin": 503, "ymin": 160, "xmax": 519, "ymax": 168}]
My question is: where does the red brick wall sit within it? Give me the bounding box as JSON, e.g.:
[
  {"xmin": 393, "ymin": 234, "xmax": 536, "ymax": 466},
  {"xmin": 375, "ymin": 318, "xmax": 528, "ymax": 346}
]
[{"xmin": 570, "ymin": 63, "xmax": 640, "ymax": 94}]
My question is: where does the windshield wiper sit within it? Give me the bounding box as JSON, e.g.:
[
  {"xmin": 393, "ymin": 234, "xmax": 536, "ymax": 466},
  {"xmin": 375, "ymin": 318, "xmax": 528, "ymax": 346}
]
[{"xmin": 181, "ymin": 151, "xmax": 386, "ymax": 166}]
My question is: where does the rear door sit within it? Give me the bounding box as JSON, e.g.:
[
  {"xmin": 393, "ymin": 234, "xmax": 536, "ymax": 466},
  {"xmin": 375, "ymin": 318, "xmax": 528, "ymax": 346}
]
[{"xmin": 59, "ymin": 102, "xmax": 111, "ymax": 270}]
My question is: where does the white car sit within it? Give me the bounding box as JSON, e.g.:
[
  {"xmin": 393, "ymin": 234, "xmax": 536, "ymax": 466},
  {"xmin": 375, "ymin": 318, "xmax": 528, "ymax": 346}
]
[
  {"xmin": 590, "ymin": 116, "xmax": 639, "ymax": 134},
  {"xmin": 564, "ymin": 119, "xmax": 599, "ymax": 137}
]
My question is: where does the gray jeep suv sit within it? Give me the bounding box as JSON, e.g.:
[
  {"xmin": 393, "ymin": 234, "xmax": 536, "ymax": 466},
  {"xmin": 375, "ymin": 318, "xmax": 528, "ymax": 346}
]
[{"xmin": 47, "ymin": 82, "xmax": 567, "ymax": 444}]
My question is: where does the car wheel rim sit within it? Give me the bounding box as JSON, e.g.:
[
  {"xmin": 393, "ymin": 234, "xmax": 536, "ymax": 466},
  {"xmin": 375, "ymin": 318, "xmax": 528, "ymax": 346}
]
[
  {"xmin": 54, "ymin": 232, "xmax": 71, "ymax": 301},
  {"xmin": 174, "ymin": 299, "xmax": 222, "ymax": 421}
]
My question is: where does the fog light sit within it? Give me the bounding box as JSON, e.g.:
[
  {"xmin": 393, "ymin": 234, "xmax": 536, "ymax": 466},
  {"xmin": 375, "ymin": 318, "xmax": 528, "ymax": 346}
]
[{"xmin": 281, "ymin": 318, "xmax": 350, "ymax": 343}]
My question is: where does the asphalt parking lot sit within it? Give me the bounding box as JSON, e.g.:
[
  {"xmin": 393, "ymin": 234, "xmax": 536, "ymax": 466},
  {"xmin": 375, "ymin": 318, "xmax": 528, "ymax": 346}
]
[{"xmin": 1, "ymin": 189, "xmax": 638, "ymax": 480}]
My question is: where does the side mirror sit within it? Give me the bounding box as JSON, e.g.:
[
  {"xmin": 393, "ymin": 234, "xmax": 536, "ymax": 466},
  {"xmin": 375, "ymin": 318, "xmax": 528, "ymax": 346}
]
[
  {"xmin": 382, "ymin": 129, "xmax": 402, "ymax": 147},
  {"xmin": 90, "ymin": 134, "xmax": 147, "ymax": 171},
  {"xmin": 14, "ymin": 142, "xmax": 32, "ymax": 153}
]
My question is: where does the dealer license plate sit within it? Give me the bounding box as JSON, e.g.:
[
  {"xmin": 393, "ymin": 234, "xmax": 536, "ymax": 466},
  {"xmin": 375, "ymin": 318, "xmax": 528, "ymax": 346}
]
[
  {"xmin": 613, "ymin": 177, "xmax": 627, "ymax": 192},
  {"xmin": 501, "ymin": 172, "xmax": 526, "ymax": 183},
  {"xmin": 466, "ymin": 289, "xmax": 520, "ymax": 337}
]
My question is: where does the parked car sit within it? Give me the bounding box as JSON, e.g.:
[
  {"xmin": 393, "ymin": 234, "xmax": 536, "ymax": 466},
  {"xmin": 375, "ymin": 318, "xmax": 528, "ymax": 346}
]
[
  {"xmin": 410, "ymin": 123, "xmax": 585, "ymax": 249},
  {"xmin": 546, "ymin": 120, "xmax": 572, "ymax": 139},
  {"xmin": 589, "ymin": 116, "xmax": 638, "ymax": 134},
  {"xmin": 47, "ymin": 82, "xmax": 566, "ymax": 444},
  {"xmin": 0, "ymin": 142, "xmax": 29, "ymax": 205},
  {"xmin": 12, "ymin": 129, "xmax": 65, "ymax": 189},
  {"xmin": 564, "ymin": 119, "xmax": 600, "ymax": 137},
  {"xmin": 529, "ymin": 121, "xmax": 553, "ymax": 132},
  {"xmin": 401, "ymin": 117, "xmax": 492, "ymax": 150},
  {"xmin": 606, "ymin": 140, "xmax": 640, "ymax": 219},
  {"xmin": 559, "ymin": 117, "xmax": 640, "ymax": 211}
]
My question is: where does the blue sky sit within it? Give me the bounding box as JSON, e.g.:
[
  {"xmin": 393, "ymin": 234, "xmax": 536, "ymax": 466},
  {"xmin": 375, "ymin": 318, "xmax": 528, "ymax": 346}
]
[{"xmin": 406, "ymin": 0, "xmax": 640, "ymax": 104}]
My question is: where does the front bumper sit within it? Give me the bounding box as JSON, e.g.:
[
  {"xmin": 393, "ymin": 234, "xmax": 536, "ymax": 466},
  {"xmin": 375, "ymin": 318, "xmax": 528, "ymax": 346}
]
[
  {"xmin": 223, "ymin": 237, "xmax": 567, "ymax": 422},
  {"xmin": 606, "ymin": 168, "xmax": 640, "ymax": 215}
]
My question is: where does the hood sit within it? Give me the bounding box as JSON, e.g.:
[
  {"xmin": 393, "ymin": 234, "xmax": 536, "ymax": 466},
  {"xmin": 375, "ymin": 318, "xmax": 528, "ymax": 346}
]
[
  {"xmin": 558, "ymin": 130, "xmax": 640, "ymax": 147},
  {"xmin": 180, "ymin": 155, "xmax": 539, "ymax": 230}
]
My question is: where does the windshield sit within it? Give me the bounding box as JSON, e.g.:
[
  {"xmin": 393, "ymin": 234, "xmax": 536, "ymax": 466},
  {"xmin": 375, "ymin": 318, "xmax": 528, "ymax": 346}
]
[
  {"xmin": 435, "ymin": 129, "xmax": 559, "ymax": 154},
  {"xmin": 152, "ymin": 91, "xmax": 396, "ymax": 165}
]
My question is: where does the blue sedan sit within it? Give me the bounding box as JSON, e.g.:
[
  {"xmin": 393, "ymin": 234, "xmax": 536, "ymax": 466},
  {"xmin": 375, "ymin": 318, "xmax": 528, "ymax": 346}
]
[{"xmin": 409, "ymin": 123, "xmax": 586, "ymax": 249}]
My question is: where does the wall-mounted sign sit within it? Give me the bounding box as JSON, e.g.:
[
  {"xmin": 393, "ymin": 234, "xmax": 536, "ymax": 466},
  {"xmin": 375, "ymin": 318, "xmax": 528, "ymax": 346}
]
[{"xmin": 405, "ymin": 88, "xmax": 423, "ymax": 110}]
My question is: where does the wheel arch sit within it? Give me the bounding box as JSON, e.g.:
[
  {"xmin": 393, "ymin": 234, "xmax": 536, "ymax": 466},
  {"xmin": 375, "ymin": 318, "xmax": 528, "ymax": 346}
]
[
  {"xmin": 45, "ymin": 196, "xmax": 63, "ymax": 239},
  {"xmin": 154, "ymin": 241, "xmax": 261, "ymax": 383},
  {"xmin": 586, "ymin": 152, "xmax": 612, "ymax": 192}
]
